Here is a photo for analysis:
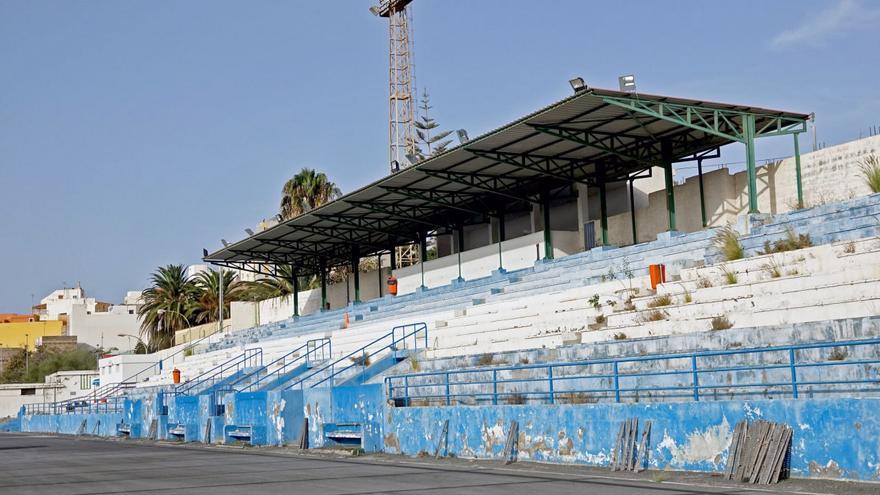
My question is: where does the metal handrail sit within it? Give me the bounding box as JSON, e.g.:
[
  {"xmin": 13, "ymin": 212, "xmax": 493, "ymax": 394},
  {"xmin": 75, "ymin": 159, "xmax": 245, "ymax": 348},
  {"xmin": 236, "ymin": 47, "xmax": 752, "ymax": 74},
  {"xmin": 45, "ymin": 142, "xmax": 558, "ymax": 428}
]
[
  {"xmin": 24, "ymin": 328, "xmax": 226, "ymax": 415},
  {"xmin": 385, "ymin": 337, "xmax": 880, "ymax": 406},
  {"xmin": 224, "ymin": 338, "xmax": 332, "ymax": 394},
  {"xmin": 289, "ymin": 322, "xmax": 427, "ymax": 390},
  {"xmin": 174, "ymin": 348, "xmax": 263, "ymax": 396}
]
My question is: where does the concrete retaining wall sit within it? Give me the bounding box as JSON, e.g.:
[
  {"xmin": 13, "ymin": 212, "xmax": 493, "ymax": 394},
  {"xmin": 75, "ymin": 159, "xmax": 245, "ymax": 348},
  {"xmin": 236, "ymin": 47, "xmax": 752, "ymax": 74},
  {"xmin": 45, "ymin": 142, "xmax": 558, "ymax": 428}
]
[{"xmin": 385, "ymin": 398, "xmax": 880, "ymax": 481}]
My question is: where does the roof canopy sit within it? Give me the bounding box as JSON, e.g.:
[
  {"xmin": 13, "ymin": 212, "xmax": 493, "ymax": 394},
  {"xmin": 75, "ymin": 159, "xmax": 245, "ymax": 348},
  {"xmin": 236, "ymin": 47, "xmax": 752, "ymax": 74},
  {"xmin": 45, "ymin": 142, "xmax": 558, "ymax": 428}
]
[{"xmin": 206, "ymin": 87, "xmax": 809, "ymax": 275}]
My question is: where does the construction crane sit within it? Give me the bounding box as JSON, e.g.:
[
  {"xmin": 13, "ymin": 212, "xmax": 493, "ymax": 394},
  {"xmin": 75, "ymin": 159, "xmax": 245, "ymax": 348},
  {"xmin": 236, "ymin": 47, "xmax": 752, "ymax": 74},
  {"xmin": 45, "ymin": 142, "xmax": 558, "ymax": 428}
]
[{"xmin": 370, "ymin": 0, "xmax": 417, "ymax": 175}]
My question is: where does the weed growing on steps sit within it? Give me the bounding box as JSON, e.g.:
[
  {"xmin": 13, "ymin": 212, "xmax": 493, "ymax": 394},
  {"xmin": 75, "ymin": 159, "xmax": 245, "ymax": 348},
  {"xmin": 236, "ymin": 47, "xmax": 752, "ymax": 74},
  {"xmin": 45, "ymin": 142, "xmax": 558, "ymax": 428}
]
[
  {"xmin": 843, "ymin": 240, "xmax": 856, "ymax": 254},
  {"xmin": 720, "ymin": 264, "xmax": 738, "ymax": 285},
  {"xmin": 613, "ymin": 332, "xmax": 628, "ymax": 340},
  {"xmin": 714, "ymin": 225, "xmax": 744, "ymax": 261},
  {"xmin": 859, "ymin": 153, "xmax": 880, "ymax": 193},
  {"xmin": 506, "ymin": 392, "xmax": 526, "ymax": 405},
  {"xmin": 761, "ymin": 257, "xmax": 782, "ymax": 279},
  {"xmin": 759, "ymin": 227, "xmax": 813, "ymax": 254},
  {"xmin": 641, "ymin": 310, "xmax": 667, "ymax": 323},
  {"xmin": 554, "ymin": 391, "xmax": 597, "ymax": 404},
  {"xmin": 408, "ymin": 355, "xmax": 420, "ymax": 372},
  {"xmin": 710, "ymin": 316, "xmax": 733, "ymax": 330},
  {"xmin": 648, "ymin": 294, "xmax": 672, "ymax": 308},
  {"xmin": 828, "ymin": 348, "xmax": 848, "ymax": 361},
  {"xmin": 697, "ymin": 277, "xmax": 713, "ymax": 289},
  {"xmin": 476, "ymin": 353, "xmax": 495, "ymax": 366}
]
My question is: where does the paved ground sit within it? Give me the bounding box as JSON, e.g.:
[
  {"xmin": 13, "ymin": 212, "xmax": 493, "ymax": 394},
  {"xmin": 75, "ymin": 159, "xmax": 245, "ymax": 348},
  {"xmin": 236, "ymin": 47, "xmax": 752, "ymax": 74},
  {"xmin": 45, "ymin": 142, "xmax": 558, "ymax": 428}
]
[{"xmin": 0, "ymin": 433, "xmax": 875, "ymax": 495}]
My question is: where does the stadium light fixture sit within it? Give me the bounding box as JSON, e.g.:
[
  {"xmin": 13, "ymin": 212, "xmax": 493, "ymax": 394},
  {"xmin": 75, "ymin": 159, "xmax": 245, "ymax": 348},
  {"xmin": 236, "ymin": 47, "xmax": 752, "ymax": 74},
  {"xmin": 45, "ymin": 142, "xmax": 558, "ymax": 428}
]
[
  {"xmin": 456, "ymin": 129, "xmax": 469, "ymax": 144},
  {"xmin": 369, "ymin": 5, "xmax": 381, "ymax": 16},
  {"xmin": 245, "ymin": 228, "xmax": 254, "ymax": 236},
  {"xmin": 202, "ymin": 248, "xmax": 209, "ymax": 257},
  {"xmin": 618, "ymin": 74, "xmax": 636, "ymax": 92},
  {"xmin": 406, "ymin": 154, "xmax": 420, "ymax": 165},
  {"xmin": 569, "ymin": 77, "xmax": 586, "ymax": 92},
  {"xmin": 221, "ymin": 239, "xmax": 229, "ymax": 247},
  {"xmin": 390, "ymin": 160, "xmax": 401, "ymax": 173}
]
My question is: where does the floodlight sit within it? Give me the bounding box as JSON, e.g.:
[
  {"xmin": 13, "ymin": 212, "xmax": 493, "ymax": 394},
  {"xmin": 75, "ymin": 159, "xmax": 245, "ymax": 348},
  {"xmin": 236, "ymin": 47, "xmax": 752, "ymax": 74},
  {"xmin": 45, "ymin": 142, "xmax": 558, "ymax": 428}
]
[
  {"xmin": 390, "ymin": 160, "xmax": 401, "ymax": 173},
  {"xmin": 456, "ymin": 129, "xmax": 469, "ymax": 144},
  {"xmin": 221, "ymin": 239, "xmax": 229, "ymax": 247},
  {"xmin": 369, "ymin": 5, "xmax": 381, "ymax": 16},
  {"xmin": 618, "ymin": 74, "xmax": 636, "ymax": 92},
  {"xmin": 202, "ymin": 248, "xmax": 209, "ymax": 257},
  {"xmin": 569, "ymin": 77, "xmax": 586, "ymax": 92},
  {"xmin": 405, "ymin": 154, "xmax": 420, "ymax": 166},
  {"xmin": 245, "ymin": 228, "xmax": 254, "ymax": 236}
]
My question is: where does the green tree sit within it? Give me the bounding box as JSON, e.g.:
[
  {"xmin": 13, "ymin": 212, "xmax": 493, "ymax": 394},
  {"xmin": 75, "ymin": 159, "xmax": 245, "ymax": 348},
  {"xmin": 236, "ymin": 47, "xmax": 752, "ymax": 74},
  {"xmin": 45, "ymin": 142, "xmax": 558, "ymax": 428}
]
[
  {"xmin": 409, "ymin": 89, "xmax": 453, "ymax": 161},
  {"xmin": 0, "ymin": 346, "xmax": 98, "ymax": 384},
  {"xmin": 137, "ymin": 264, "xmax": 197, "ymax": 351},
  {"xmin": 191, "ymin": 269, "xmax": 245, "ymax": 325},
  {"xmin": 241, "ymin": 264, "xmax": 319, "ymax": 303},
  {"xmin": 280, "ymin": 168, "xmax": 342, "ymax": 221}
]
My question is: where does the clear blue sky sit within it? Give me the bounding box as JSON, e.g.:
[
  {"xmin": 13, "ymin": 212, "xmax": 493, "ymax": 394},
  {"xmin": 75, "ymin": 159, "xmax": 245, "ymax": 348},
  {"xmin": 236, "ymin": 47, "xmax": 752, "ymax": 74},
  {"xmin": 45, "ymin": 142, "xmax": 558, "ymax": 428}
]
[{"xmin": 2, "ymin": 0, "xmax": 879, "ymax": 312}]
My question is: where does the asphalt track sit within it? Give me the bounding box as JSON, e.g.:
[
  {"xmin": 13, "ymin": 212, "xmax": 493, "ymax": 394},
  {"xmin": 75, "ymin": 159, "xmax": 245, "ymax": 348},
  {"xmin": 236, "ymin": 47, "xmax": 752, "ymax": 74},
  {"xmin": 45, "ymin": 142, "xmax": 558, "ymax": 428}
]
[{"xmin": 0, "ymin": 432, "xmax": 872, "ymax": 495}]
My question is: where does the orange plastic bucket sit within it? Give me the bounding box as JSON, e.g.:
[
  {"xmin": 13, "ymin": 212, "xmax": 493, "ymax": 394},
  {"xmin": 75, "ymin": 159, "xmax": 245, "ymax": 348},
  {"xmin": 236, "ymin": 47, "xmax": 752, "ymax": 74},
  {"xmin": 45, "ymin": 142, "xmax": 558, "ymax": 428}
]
[
  {"xmin": 649, "ymin": 264, "xmax": 666, "ymax": 290},
  {"xmin": 172, "ymin": 368, "xmax": 181, "ymax": 384},
  {"xmin": 387, "ymin": 275, "xmax": 398, "ymax": 296}
]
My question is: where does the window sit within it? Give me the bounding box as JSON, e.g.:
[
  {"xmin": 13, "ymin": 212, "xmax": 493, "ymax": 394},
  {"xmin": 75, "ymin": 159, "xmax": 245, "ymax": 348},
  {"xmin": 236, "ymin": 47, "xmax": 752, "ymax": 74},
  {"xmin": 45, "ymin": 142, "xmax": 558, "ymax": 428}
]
[
  {"xmin": 129, "ymin": 310, "xmax": 134, "ymax": 315},
  {"xmin": 80, "ymin": 375, "xmax": 92, "ymax": 390},
  {"xmin": 20, "ymin": 388, "xmax": 36, "ymax": 396}
]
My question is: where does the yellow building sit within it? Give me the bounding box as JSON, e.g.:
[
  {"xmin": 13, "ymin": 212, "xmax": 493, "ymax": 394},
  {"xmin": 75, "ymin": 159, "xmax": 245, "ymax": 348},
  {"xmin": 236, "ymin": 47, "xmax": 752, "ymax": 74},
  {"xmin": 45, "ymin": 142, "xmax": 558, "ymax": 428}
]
[{"xmin": 0, "ymin": 320, "xmax": 65, "ymax": 349}]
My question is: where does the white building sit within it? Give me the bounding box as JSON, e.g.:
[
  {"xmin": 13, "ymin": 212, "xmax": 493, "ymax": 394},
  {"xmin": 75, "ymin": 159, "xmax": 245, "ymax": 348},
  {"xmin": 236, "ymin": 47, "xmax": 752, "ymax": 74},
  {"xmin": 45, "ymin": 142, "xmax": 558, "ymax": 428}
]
[{"xmin": 35, "ymin": 286, "xmax": 143, "ymax": 352}]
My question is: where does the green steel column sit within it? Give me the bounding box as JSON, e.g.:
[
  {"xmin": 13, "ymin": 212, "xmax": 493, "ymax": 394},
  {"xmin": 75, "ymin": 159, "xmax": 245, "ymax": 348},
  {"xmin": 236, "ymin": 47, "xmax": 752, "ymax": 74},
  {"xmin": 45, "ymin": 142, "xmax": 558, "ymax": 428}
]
[
  {"xmin": 389, "ymin": 244, "xmax": 397, "ymax": 271},
  {"xmin": 599, "ymin": 180, "xmax": 609, "ymax": 246},
  {"xmin": 319, "ymin": 258, "xmax": 328, "ymax": 311},
  {"xmin": 377, "ymin": 254, "xmax": 382, "ymax": 297},
  {"xmin": 628, "ymin": 179, "xmax": 637, "ymax": 244},
  {"xmin": 497, "ymin": 210, "xmax": 505, "ymax": 270},
  {"xmin": 744, "ymin": 114, "xmax": 759, "ymax": 214},
  {"xmin": 661, "ymin": 139, "xmax": 676, "ymax": 231},
  {"xmin": 418, "ymin": 232, "xmax": 427, "ymax": 289},
  {"xmin": 793, "ymin": 132, "xmax": 804, "ymax": 209},
  {"xmin": 697, "ymin": 158, "xmax": 707, "ymax": 227},
  {"xmin": 457, "ymin": 224, "xmax": 465, "ymax": 280},
  {"xmin": 292, "ymin": 266, "xmax": 299, "ymax": 317},
  {"xmin": 351, "ymin": 245, "xmax": 360, "ymax": 303},
  {"xmin": 541, "ymin": 191, "xmax": 554, "ymax": 260}
]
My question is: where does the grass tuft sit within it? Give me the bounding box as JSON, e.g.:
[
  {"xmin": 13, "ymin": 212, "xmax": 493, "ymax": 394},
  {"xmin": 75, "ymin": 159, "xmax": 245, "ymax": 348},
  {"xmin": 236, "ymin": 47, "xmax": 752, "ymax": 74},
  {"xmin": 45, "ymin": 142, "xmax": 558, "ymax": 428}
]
[
  {"xmin": 713, "ymin": 225, "xmax": 744, "ymax": 261},
  {"xmin": 648, "ymin": 295, "xmax": 673, "ymax": 308},
  {"xmin": 641, "ymin": 310, "xmax": 667, "ymax": 323},
  {"xmin": 860, "ymin": 154, "xmax": 880, "ymax": 193},
  {"xmin": 710, "ymin": 316, "xmax": 733, "ymax": 330}
]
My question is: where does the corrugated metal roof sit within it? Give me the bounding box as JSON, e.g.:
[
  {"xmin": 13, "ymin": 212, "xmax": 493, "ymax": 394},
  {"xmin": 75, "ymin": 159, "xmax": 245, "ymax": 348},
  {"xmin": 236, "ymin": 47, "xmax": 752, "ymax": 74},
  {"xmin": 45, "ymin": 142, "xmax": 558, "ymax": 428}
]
[{"xmin": 206, "ymin": 87, "xmax": 808, "ymax": 272}]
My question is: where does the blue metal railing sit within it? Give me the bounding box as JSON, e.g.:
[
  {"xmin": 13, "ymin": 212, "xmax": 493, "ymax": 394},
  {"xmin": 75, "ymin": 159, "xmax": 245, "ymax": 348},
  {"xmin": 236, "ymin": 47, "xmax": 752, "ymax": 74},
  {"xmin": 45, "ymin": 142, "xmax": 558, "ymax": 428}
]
[
  {"xmin": 174, "ymin": 348, "xmax": 263, "ymax": 396},
  {"xmin": 385, "ymin": 338, "xmax": 880, "ymax": 406},
  {"xmin": 23, "ymin": 329, "xmax": 224, "ymax": 416},
  {"xmin": 289, "ymin": 322, "xmax": 428, "ymax": 390},
  {"xmin": 224, "ymin": 338, "xmax": 331, "ymax": 393}
]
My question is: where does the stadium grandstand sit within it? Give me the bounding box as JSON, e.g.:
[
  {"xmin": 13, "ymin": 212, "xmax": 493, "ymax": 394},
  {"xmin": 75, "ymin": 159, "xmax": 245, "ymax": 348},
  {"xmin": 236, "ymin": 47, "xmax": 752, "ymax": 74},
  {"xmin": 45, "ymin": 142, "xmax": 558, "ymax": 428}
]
[{"xmin": 15, "ymin": 85, "xmax": 880, "ymax": 483}]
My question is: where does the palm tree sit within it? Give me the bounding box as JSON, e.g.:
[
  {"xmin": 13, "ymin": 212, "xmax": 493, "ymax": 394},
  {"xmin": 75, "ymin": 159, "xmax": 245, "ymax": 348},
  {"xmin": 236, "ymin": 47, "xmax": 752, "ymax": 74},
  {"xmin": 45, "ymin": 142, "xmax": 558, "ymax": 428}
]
[
  {"xmin": 241, "ymin": 264, "xmax": 318, "ymax": 302},
  {"xmin": 137, "ymin": 265, "xmax": 196, "ymax": 351},
  {"xmin": 280, "ymin": 168, "xmax": 342, "ymax": 220},
  {"xmin": 191, "ymin": 269, "xmax": 245, "ymax": 325}
]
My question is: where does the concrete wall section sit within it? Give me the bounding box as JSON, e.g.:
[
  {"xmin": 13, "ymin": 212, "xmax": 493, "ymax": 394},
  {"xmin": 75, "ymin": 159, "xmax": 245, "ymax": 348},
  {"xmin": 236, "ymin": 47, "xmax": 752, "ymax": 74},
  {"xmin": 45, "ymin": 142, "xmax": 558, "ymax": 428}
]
[{"xmin": 385, "ymin": 398, "xmax": 880, "ymax": 481}]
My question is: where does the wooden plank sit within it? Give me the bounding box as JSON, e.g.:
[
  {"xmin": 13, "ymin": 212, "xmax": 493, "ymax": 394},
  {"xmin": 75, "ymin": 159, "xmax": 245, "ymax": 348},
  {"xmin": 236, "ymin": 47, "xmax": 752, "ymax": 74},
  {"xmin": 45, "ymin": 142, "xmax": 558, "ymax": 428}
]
[
  {"xmin": 636, "ymin": 420, "xmax": 652, "ymax": 472},
  {"xmin": 619, "ymin": 419, "xmax": 631, "ymax": 471},
  {"xmin": 628, "ymin": 418, "xmax": 640, "ymax": 471},
  {"xmin": 503, "ymin": 420, "xmax": 519, "ymax": 465},
  {"xmin": 434, "ymin": 419, "xmax": 449, "ymax": 459},
  {"xmin": 739, "ymin": 420, "xmax": 764, "ymax": 482},
  {"xmin": 724, "ymin": 421, "xmax": 743, "ymax": 480},
  {"xmin": 298, "ymin": 418, "xmax": 309, "ymax": 449},
  {"xmin": 148, "ymin": 419, "xmax": 158, "ymax": 440},
  {"xmin": 750, "ymin": 421, "xmax": 774, "ymax": 484},
  {"xmin": 204, "ymin": 419, "xmax": 212, "ymax": 444},
  {"xmin": 612, "ymin": 422, "xmax": 624, "ymax": 470},
  {"xmin": 770, "ymin": 426, "xmax": 792, "ymax": 484}
]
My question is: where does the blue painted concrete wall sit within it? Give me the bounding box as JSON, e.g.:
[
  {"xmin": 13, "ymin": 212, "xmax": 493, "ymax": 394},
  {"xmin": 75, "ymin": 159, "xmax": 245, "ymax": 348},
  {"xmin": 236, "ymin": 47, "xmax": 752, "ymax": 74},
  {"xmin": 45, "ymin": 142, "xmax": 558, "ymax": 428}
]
[
  {"xmin": 385, "ymin": 398, "xmax": 880, "ymax": 481},
  {"xmin": 20, "ymin": 412, "xmax": 122, "ymax": 437}
]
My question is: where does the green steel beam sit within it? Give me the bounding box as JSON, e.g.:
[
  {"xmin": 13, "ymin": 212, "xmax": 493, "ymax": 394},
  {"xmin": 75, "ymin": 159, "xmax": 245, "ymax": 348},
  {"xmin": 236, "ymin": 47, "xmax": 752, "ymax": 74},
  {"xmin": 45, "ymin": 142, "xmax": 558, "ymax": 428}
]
[
  {"xmin": 530, "ymin": 123, "xmax": 665, "ymax": 168},
  {"xmin": 602, "ymin": 96, "xmax": 744, "ymax": 142},
  {"xmin": 467, "ymin": 148, "xmax": 596, "ymax": 186},
  {"xmin": 379, "ymin": 185, "xmax": 487, "ymax": 216},
  {"xmin": 697, "ymin": 159, "xmax": 708, "ymax": 227},
  {"xmin": 420, "ymin": 169, "xmax": 540, "ymax": 204}
]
